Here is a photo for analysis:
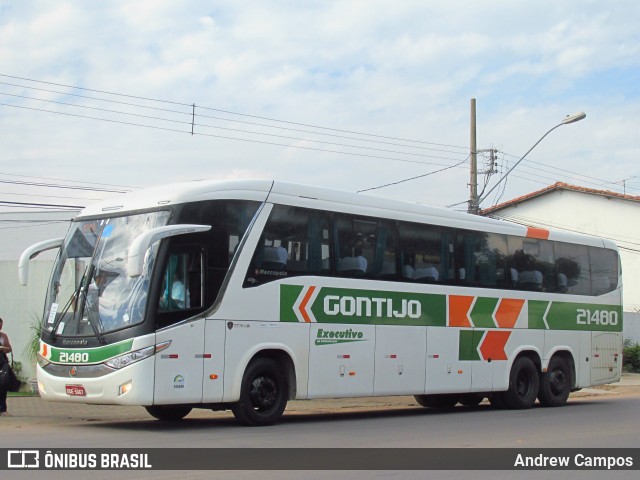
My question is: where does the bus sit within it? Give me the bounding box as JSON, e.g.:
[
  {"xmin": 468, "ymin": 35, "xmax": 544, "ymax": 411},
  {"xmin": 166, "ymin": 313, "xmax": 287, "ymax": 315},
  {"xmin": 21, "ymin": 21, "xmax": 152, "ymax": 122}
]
[{"xmin": 19, "ymin": 179, "xmax": 623, "ymax": 426}]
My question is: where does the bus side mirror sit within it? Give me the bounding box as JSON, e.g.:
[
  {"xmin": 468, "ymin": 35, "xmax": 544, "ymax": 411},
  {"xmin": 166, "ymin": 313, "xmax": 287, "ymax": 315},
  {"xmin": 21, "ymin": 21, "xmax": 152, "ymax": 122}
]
[
  {"xmin": 19, "ymin": 237, "xmax": 65, "ymax": 286},
  {"xmin": 127, "ymin": 224, "xmax": 211, "ymax": 277}
]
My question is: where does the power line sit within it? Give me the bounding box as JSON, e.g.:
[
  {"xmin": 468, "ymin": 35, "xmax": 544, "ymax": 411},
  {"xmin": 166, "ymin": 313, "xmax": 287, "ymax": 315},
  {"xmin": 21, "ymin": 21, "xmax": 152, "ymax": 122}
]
[
  {"xmin": 0, "ymin": 73, "xmax": 469, "ymax": 151},
  {"xmin": 501, "ymin": 151, "xmax": 640, "ymax": 195},
  {"xmin": 0, "ymin": 171, "xmax": 138, "ymax": 190},
  {"xmin": 0, "ymin": 200, "xmax": 83, "ymax": 209},
  {"xmin": 0, "ymin": 92, "xmax": 468, "ymax": 163},
  {"xmin": 1, "ymin": 102, "xmax": 466, "ymax": 168},
  {"xmin": 357, "ymin": 156, "xmax": 470, "ymax": 193},
  {"xmin": 0, "ymin": 80, "xmax": 468, "ymax": 156},
  {"xmin": 0, "ymin": 176, "xmax": 129, "ymax": 193}
]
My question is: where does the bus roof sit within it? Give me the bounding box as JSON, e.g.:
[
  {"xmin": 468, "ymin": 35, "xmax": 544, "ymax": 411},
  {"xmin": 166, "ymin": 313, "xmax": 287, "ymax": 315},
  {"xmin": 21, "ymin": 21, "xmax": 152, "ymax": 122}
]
[{"xmin": 77, "ymin": 178, "xmax": 614, "ymax": 249}]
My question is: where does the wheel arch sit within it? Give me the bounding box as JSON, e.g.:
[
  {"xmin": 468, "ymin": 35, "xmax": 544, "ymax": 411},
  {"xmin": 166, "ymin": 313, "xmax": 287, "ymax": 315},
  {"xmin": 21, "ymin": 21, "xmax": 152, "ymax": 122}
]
[
  {"xmin": 225, "ymin": 344, "xmax": 298, "ymax": 402},
  {"xmin": 495, "ymin": 347, "xmax": 542, "ymax": 392}
]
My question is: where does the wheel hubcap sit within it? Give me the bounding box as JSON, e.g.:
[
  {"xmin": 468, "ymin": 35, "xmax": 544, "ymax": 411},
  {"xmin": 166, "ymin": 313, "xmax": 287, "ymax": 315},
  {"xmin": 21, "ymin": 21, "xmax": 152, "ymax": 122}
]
[{"xmin": 249, "ymin": 376, "xmax": 277, "ymax": 411}]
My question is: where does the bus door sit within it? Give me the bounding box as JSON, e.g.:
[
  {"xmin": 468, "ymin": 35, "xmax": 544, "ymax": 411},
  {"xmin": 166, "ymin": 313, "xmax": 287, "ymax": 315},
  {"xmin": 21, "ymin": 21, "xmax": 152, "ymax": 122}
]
[{"xmin": 153, "ymin": 251, "xmax": 206, "ymax": 404}]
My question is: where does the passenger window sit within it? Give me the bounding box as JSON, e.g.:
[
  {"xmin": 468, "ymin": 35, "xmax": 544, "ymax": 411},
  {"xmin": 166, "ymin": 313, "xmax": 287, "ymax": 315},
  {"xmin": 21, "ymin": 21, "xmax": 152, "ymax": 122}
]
[
  {"xmin": 555, "ymin": 242, "xmax": 590, "ymax": 295},
  {"xmin": 334, "ymin": 215, "xmax": 397, "ymax": 279},
  {"xmin": 244, "ymin": 205, "xmax": 330, "ymax": 286},
  {"xmin": 457, "ymin": 231, "xmax": 508, "ymax": 288},
  {"xmin": 399, "ymin": 223, "xmax": 454, "ymax": 283},
  {"xmin": 507, "ymin": 237, "xmax": 556, "ymax": 292},
  {"xmin": 589, "ymin": 247, "xmax": 618, "ymax": 295}
]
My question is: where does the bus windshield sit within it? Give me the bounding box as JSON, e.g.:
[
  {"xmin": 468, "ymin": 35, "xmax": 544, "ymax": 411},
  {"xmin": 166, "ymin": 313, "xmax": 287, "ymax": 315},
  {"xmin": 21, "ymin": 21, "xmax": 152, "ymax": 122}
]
[{"xmin": 44, "ymin": 210, "xmax": 171, "ymax": 338}]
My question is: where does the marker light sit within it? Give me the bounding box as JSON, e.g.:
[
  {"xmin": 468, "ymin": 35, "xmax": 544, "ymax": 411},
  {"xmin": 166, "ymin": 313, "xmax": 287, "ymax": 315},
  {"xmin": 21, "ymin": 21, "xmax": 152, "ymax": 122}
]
[{"xmin": 118, "ymin": 381, "xmax": 133, "ymax": 396}]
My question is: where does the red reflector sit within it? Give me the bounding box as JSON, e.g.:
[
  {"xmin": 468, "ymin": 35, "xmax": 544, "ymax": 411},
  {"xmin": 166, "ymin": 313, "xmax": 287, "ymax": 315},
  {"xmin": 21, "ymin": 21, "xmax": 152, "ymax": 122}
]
[
  {"xmin": 390, "ymin": 354, "xmax": 397, "ymax": 359},
  {"xmin": 203, "ymin": 354, "xmax": 212, "ymax": 359},
  {"xmin": 433, "ymin": 354, "xmax": 439, "ymax": 359},
  {"xmin": 169, "ymin": 354, "xmax": 179, "ymax": 359},
  {"xmin": 594, "ymin": 354, "xmax": 600, "ymax": 358}
]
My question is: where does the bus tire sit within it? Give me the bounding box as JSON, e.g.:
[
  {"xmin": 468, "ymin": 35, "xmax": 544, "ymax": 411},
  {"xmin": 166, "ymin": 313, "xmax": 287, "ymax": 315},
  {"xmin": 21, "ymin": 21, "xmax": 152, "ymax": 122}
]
[
  {"xmin": 145, "ymin": 405, "xmax": 192, "ymax": 421},
  {"xmin": 414, "ymin": 394, "xmax": 459, "ymax": 409},
  {"xmin": 503, "ymin": 356, "xmax": 539, "ymax": 409},
  {"xmin": 459, "ymin": 393, "xmax": 484, "ymax": 407},
  {"xmin": 538, "ymin": 356, "xmax": 571, "ymax": 407},
  {"xmin": 231, "ymin": 357, "xmax": 288, "ymax": 426}
]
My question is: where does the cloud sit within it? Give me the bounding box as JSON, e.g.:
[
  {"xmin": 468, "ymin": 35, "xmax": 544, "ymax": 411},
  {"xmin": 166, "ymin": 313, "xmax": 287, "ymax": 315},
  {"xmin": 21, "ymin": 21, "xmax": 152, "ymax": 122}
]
[{"xmin": 0, "ymin": 0, "xmax": 639, "ymax": 211}]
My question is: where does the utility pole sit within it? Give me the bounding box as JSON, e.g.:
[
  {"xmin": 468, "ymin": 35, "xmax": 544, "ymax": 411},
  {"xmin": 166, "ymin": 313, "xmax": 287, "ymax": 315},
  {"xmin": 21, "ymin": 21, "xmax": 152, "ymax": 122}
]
[{"xmin": 468, "ymin": 98, "xmax": 478, "ymax": 214}]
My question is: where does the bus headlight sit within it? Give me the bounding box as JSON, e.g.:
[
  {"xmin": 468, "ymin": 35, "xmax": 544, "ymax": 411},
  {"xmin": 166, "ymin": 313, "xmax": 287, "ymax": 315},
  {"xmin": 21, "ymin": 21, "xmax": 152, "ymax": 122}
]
[
  {"xmin": 103, "ymin": 341, "xmax": 171, "ymax": 370},
  {"xmin": 105, "ymin": 345, "xmax": 155, "ymax": 370}
]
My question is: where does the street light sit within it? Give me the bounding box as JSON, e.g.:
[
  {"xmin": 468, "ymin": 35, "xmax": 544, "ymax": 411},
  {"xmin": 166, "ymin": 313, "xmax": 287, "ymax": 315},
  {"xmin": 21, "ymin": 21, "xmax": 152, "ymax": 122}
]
[{"xmin": 475, "ymin": 111, "xmax": 586, "ymax": 211}]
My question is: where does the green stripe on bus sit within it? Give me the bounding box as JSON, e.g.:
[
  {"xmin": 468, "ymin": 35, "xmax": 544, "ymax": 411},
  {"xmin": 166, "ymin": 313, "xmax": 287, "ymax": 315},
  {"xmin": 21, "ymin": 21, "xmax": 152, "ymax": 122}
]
[
  {"xmin": 470, "ymin": 297, "xmax": 499, "ymax": 328},
  {"xmin": 529, "ymin": 301, "xmax": 622, "ymax": 332},
  {"xmin": 280, "ymin": 284, "xmax": 446, "ymax": 326},
  {"xmin": 458, "ymin": 330, "xmax": 482, "ymax": 361},
  {"xmin": 47, "ymin": 339, "xmax": 135, "ymax": 364},
  {"xmin": 280, "ymin": 284, "xmax": 304, "ymax": 323}
]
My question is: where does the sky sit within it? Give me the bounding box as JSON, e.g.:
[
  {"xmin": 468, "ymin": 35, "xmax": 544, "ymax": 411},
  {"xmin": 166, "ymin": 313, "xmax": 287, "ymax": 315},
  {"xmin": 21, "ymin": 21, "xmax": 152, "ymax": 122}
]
[{"xmin": 1, "ymin": 0, "xmax": 639, "ymax": 215}]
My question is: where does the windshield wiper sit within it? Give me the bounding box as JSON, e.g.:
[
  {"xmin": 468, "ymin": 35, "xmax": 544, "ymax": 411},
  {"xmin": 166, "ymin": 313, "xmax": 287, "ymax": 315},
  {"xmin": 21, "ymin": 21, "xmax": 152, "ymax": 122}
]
[
  {"xmin": 49, "ymin": 264, "xmax": 91, "ymax": 342},
  {"xmin": 49, "ymin": 264, "xmax": 107, "ymax": 345}
]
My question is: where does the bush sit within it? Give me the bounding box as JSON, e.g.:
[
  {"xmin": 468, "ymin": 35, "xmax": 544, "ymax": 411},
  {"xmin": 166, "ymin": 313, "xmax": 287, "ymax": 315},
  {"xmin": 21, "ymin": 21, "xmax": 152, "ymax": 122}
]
[
  {"xmin": 11, "ymin": 360, "xmax": 26, "ymax": 390},
  {"xmin": 623, "ymin": 340, "xmax": 640, "ymax": 372}
]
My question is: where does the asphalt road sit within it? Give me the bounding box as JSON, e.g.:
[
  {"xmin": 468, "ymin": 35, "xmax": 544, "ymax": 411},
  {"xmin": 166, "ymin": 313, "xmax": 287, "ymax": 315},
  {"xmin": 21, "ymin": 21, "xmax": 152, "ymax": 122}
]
[{"xmin": 2, "ymin": 377, "xmax": 640, "ymax": 480}]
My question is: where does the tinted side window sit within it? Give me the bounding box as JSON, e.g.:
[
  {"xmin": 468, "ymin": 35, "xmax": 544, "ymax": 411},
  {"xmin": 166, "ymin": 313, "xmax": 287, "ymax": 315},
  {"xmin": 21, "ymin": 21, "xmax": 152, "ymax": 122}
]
[
  {"xmin": 334, "ymin": 215, "xmax": 397, "ymax": 279},
  {"xmin": 245, "ymin": 205, "xmax": 330, "ymax": 287},
  {"xmin": 589, "ymin": 247, "xmax": 618, "ymax": 295},
  {"xmin": 399, "ymin": 223, "xmax": 454, "ymax": 283},
  {"xmin": 457, "ymin": 231, "xmax": 508, "ymax": 288},
  {"xmin": 507, "ymin": 237, "xmax": 556, "ymax": 292},
  {"xmin": 555, "ymin": 242, "xmax": 590, "ymax": 295}
]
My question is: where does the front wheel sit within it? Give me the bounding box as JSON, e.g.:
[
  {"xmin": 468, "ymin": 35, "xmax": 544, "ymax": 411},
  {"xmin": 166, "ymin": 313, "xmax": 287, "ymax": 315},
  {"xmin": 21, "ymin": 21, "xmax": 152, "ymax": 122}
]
[
  {"xmin": 231, "ymin": 358, "xmax": 288, "ymax": 426},
  {"xmin": 538, "ymin": 356, "xmax": 572, "ymax": 407},
  {"xmin": 145, "ymin": 405, "xmax": 192, "ymax": 421}
]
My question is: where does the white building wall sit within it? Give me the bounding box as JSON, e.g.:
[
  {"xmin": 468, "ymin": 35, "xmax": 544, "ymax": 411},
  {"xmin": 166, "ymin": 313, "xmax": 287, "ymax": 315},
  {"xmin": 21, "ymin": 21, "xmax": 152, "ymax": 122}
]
[
  {"xmin": 0, "ymin": 210, "xmax": 77, "ymax": 379},
  {"xmin": 487, "ymin": 189, "xmax": 640, "ymax": 341},
  {"xmin": 0, "ymin": 260, "xmax": 56, "ymax": 379}
]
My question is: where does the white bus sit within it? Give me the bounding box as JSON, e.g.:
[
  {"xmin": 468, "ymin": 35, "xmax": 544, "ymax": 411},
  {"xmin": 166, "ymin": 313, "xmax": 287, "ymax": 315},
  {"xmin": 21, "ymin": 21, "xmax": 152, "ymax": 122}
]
[{"xmin": 20, "ymin": 179, "xmax": 623, "ymax": 425}]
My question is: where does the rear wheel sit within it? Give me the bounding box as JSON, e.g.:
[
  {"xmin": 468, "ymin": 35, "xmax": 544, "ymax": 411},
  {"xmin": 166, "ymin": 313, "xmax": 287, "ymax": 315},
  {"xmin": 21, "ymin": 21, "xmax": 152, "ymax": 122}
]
[
  {"xmin": 538, "ymin": 356, "xmax": 572, "ymax": 407},
  {"xmin": 502, "ymin": 356, "xmax": 539, "ymax": 409},
  {"xmin": 231, "ymin": 358, "xmax": 288, "ymax": 426},
  {"xmin": 145, "ymin": 405, "xmax": 192, "ymax": 421},
  {"xmin": 414, "ymin": 394, "xmax": 459, "ymax": 409}
]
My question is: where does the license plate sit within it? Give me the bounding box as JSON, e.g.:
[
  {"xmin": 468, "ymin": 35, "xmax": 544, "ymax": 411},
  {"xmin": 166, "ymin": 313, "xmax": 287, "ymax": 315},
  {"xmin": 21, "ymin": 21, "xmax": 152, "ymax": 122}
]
[{"xmin": 65, "ymin": 384, "xmax": 86, "ymax": 396}]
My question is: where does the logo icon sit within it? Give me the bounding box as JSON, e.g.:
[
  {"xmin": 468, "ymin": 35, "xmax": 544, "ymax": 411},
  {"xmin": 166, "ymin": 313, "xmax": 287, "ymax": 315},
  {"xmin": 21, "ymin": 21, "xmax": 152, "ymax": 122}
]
[
  {"xmin": 173, "ymin": 375, "xmax": 185, "ymax": 389},
  {"xmin": 8, "ymin": 450, "xmax": 40, "ymax": 469}
]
